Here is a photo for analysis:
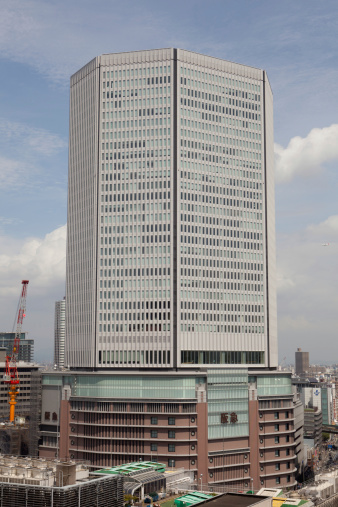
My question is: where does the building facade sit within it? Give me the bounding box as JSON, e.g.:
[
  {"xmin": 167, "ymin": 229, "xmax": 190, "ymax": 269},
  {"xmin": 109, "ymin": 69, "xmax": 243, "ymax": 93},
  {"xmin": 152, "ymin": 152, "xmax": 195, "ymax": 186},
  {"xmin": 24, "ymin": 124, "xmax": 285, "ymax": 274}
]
[
  {"xmin": 66, "ymin": 48, "xmax": 277, "ymax": 370},
  {"xmin": 0, "ymin": 332, "xmax": 34, "ymax": 362},
  {"xmin": 40, "ymin": 369, "xmax": 303, "ymax": 490},
  {"xmin": 295, "ymin": 348, "xmax": 309, "ymax": 376},
  {"xmin": 54, "ymin": 298, "xmax": 66, "ymax": 368}
]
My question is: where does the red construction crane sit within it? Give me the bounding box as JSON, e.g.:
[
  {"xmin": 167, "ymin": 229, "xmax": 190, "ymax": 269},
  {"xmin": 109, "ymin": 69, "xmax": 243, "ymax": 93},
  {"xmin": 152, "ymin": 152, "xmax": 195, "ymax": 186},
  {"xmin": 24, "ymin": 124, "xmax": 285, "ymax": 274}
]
[{"xmin": 3, "ymin": 280, "xmax": 29, "ymax": 422}]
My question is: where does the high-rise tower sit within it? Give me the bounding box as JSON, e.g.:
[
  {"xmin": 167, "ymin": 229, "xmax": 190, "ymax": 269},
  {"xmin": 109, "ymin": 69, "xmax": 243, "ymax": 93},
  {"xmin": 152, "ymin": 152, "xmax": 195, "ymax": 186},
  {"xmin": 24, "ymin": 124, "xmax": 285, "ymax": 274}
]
[
  {"xmin": 65, "ymin": 49, "xmax": 277, "ymax": 370},
  {"xmin": 54, "ymin": 298, "xmax": 66, "ymax": 368}
]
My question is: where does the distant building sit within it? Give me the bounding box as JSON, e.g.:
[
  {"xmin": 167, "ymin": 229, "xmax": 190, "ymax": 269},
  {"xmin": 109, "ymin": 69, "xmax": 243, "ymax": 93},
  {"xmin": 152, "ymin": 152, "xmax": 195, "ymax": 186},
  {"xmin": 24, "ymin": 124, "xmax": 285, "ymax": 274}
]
[
  {"xmin": 0, "ymin": 361, "xmax": 40, "ymax": 422},
  {"xmin": 0, "ymin": 332, "xmax": 34, "ymax": 362},
  {"xmin": 295, "ymin": 348, "xmax": 309, "ymax": 376},
  {"xmin": 304, "ymin": 407, "xmax": 322, "ymax": 449},
  {"xmin": 54, "ymin": 298, "xmax": 66, "ymax": 368},
  {"xmin": 293, "ymin": 378, "xmax": 334, "ymax": 426}
]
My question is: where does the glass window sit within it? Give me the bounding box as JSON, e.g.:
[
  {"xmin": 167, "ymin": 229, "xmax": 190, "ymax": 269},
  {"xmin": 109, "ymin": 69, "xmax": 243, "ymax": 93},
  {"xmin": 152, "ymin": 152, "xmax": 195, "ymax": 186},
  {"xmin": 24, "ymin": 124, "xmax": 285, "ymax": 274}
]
[
  {"xmin": 151, "ymin": 443, "xmax": 157, "ymax": 451},
  {"xmin": 168, "ymin": 444, "xmax": 175, "ymax": 452},
  {"xmin": 168, "ymin": 430, "xmax": 175, "ymax": 438},
  {"xmin": 275, "ymin": 436, "xmax": 279, "ymax": 444},
  {"xmin": 276, "ymin": 477, "xmax": 280, "ymax": 485},
  {"xmin": 275, "ymin": 424, "xmax": 279, "ymax": 431},
  {"xmin": 168, "ymin": 417, "xmax": 176, "ymax": 425},
  {"xmin": 168, "ymin": 459, "xmax": 175, "ymax": 467},
  {"xmin": 151, "ymin": 430, "xmax": 158, "ymax": 438},
  {"xmin": 275, "ymin": 463, "xmax": 280, "ymax": 470},
  {"xmin": 151, "ymin": 417, "xmax": 158, "ymax": 425},
  {"xmin": 275, "ymin": 450, "xmax": 280, "ymax": 457},
  {"xmin": 274, "ymin": 412, "xmax": 279, "ymax": 419}
]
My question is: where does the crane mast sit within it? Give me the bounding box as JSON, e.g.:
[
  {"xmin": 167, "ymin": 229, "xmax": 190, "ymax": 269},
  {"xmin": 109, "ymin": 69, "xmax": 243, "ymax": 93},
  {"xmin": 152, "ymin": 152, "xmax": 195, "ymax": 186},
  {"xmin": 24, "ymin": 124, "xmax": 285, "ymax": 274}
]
[{"xmin": 3, "ymin": 280, "xmax": 29, "ymax": 422}]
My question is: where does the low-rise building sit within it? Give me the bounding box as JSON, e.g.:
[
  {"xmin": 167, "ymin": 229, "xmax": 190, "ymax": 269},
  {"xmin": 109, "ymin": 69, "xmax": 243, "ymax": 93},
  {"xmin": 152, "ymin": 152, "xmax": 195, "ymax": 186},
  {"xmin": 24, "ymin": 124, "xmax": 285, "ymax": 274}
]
[
  {"xmin": 39, "ymin": 369, "xmax": 304, "ymax": 491},
  {"xmin": 0, "ymin": 455, "xmax": 124, "ymax": 507}
]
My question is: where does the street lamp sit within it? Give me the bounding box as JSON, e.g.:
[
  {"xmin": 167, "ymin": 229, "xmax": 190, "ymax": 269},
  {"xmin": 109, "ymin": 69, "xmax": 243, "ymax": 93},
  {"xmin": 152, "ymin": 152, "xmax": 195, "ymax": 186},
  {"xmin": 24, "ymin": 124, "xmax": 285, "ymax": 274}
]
[{"xmin": 200, "ymin": 473, "xmax": 203, "ymax": 491}]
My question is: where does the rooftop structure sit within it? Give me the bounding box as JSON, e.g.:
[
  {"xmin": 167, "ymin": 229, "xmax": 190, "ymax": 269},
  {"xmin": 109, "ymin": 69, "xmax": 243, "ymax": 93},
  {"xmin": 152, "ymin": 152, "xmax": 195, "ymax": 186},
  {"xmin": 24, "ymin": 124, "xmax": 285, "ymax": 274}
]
[{"xmin": 0, "ymin": 455, "xmax": 124, "ymax": 507}]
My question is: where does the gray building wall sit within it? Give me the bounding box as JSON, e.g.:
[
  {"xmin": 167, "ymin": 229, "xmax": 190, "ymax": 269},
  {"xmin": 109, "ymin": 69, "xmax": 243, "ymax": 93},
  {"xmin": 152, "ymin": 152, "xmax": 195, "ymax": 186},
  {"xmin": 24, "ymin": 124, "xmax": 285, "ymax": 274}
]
[{"xmin": 65, "ymin": 49, "xmax": 277, "ymax": 370}]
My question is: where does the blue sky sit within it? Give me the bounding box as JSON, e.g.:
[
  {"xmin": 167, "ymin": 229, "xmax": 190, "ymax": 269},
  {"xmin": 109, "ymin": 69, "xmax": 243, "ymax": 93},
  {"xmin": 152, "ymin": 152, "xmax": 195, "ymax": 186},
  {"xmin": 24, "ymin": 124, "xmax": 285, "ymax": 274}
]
[{"xmin": 0, "ymin": 0, "xmax": 337, "ymax": 363}]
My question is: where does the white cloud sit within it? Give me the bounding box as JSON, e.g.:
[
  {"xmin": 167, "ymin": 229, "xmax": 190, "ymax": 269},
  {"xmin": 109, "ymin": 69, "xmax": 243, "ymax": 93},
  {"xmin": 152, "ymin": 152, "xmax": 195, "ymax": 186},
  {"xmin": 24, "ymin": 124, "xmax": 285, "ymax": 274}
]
[
  {"xmin": 307, "ymin": 215, "xmax": 338, "ymax": 237},
  {"xmin": 276, "ymin": 216, "xmax": 338, "ymax": 362},
  {"xmin": 0, "ymin": 225, "xmax": 66, "ymax": 297},
  {"xmin": 0, "ymin": 118, "xmax": 67, "ymax": 157},
  {"xmin": 274, "ymin": 124, "xmax": 338, "ymax": 183},
  {"xmin": 0, "ymin": 156, "xmax": 34, "ymax": 188},
  {"xmin": 0, "ymin": 225, "xmax": 67, "ymax": 360},
  {"xmin": 0, "ymin": 118, "xmax": 67, "ymax": 189}
]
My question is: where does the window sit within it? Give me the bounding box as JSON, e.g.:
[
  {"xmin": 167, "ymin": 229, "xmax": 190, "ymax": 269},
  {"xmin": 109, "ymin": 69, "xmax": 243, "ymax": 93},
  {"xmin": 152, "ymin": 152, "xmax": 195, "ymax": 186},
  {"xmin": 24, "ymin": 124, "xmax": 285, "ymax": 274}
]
[
  {"xmin": 168, "ymin": 417, "xmax": 176, "ymax": 425},
  {"xmin": 151, "ymin": 430, "xmax": 158, "ymax": 438},
  {"xmin": 45, "ymin": 412, "xmax": 50, "ymax": 421},
  {"xmin": 191, "ymin": 417, "xmax": 195, "ymax": 423},
  {"xmin": 274, "ymin": 412, "xmax": 279, "ymax": 420},
  {"xmin": 191, "ymin": 460, "xmax": 195, "ymax": 465},
  {"xmin": 151, "ymin": 417, "xmax": 158, "ymax": 425},
  {"xmin": 191, "ymin": 431, "xmax": 195, "ymax": 436},
  {"xmin": 286, "ymin": 449, "xmax": 290, "ymax": 456},
  {"xmin": 275, "ymin": 424, "xmax": 279, "ymax": 431},
  {"xmin": 285, "ymin": 423, "xmax": 289, "ymax": 430},
  {"xmin": 168, "ymin": 459, "xmax": 175, "ymax": 467},
  {"xmin": 275, "ymin": 463, "xmax": 280, "ymax": 470},
  {"xmin": 168, "ymin": 444, "xmax": 175, "ymax": 452},
  {"xmin": 168, "ymin": 430, "xmax": 175, "ymax": 438},
  {"xmin": 191, "ymin": 445, "xmax": 195, "ymax": 450},
  {"xmin": 151, "ymin": 443, "xmax": 158, "ymax": 451},
  {"xmin": 275, "ymin": 436, "xmax": 279, "ymax": 444},
  {"xmin": 287, "ymin": 475, "xmax": 291, "ymax": 483},
  {"xmin": 285, "ymin": 411, "xmax": 289, "ymax": 418},
  {"xmin": 276, "ymin": 477, "xmax": 280, "ymax": 485},
  {"xmin": 286, "ymin": 435, "xmax": 290, "ymax": 442},
  {"xmin": 275, "ymin": 450, "xmax": 280, "ymax": 457}
]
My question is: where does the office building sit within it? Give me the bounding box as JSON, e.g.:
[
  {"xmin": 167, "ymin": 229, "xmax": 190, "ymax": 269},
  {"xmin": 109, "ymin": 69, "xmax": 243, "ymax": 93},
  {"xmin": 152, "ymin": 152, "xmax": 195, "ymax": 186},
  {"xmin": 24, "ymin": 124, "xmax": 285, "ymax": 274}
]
[
  {"xmin": 0, "ymin": 332, "xmax": 34, "ymax": 362},
  {"xmin": 295, "ymin": 348, "xmax": 309, "ymax": 376},
  {"xmin": 66, "ymin": 48, "xmax": 277, "ymax": 370},
  {"xmin": 54, "ymin": 298, "xmax": 66, "ymax": 368},
  {"xmin": 45, "ymin": 49, "xmax": 305, "ymax": 491}
]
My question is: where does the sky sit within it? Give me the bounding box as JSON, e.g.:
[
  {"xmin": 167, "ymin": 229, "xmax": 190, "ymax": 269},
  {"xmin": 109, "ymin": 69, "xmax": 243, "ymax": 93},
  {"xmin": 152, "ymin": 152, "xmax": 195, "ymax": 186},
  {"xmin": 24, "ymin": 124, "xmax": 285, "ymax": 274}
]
[{"xmin": 0, "ymin": 0, "xmax": 337, "ymax": 363}]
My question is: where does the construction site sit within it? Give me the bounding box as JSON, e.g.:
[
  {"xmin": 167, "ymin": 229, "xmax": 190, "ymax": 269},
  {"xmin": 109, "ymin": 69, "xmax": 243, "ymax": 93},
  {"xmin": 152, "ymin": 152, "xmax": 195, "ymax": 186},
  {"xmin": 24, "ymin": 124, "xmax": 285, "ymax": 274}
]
[{"xmin": 0, "ymin": 281, "xmax": 41, "ymax": 457}]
